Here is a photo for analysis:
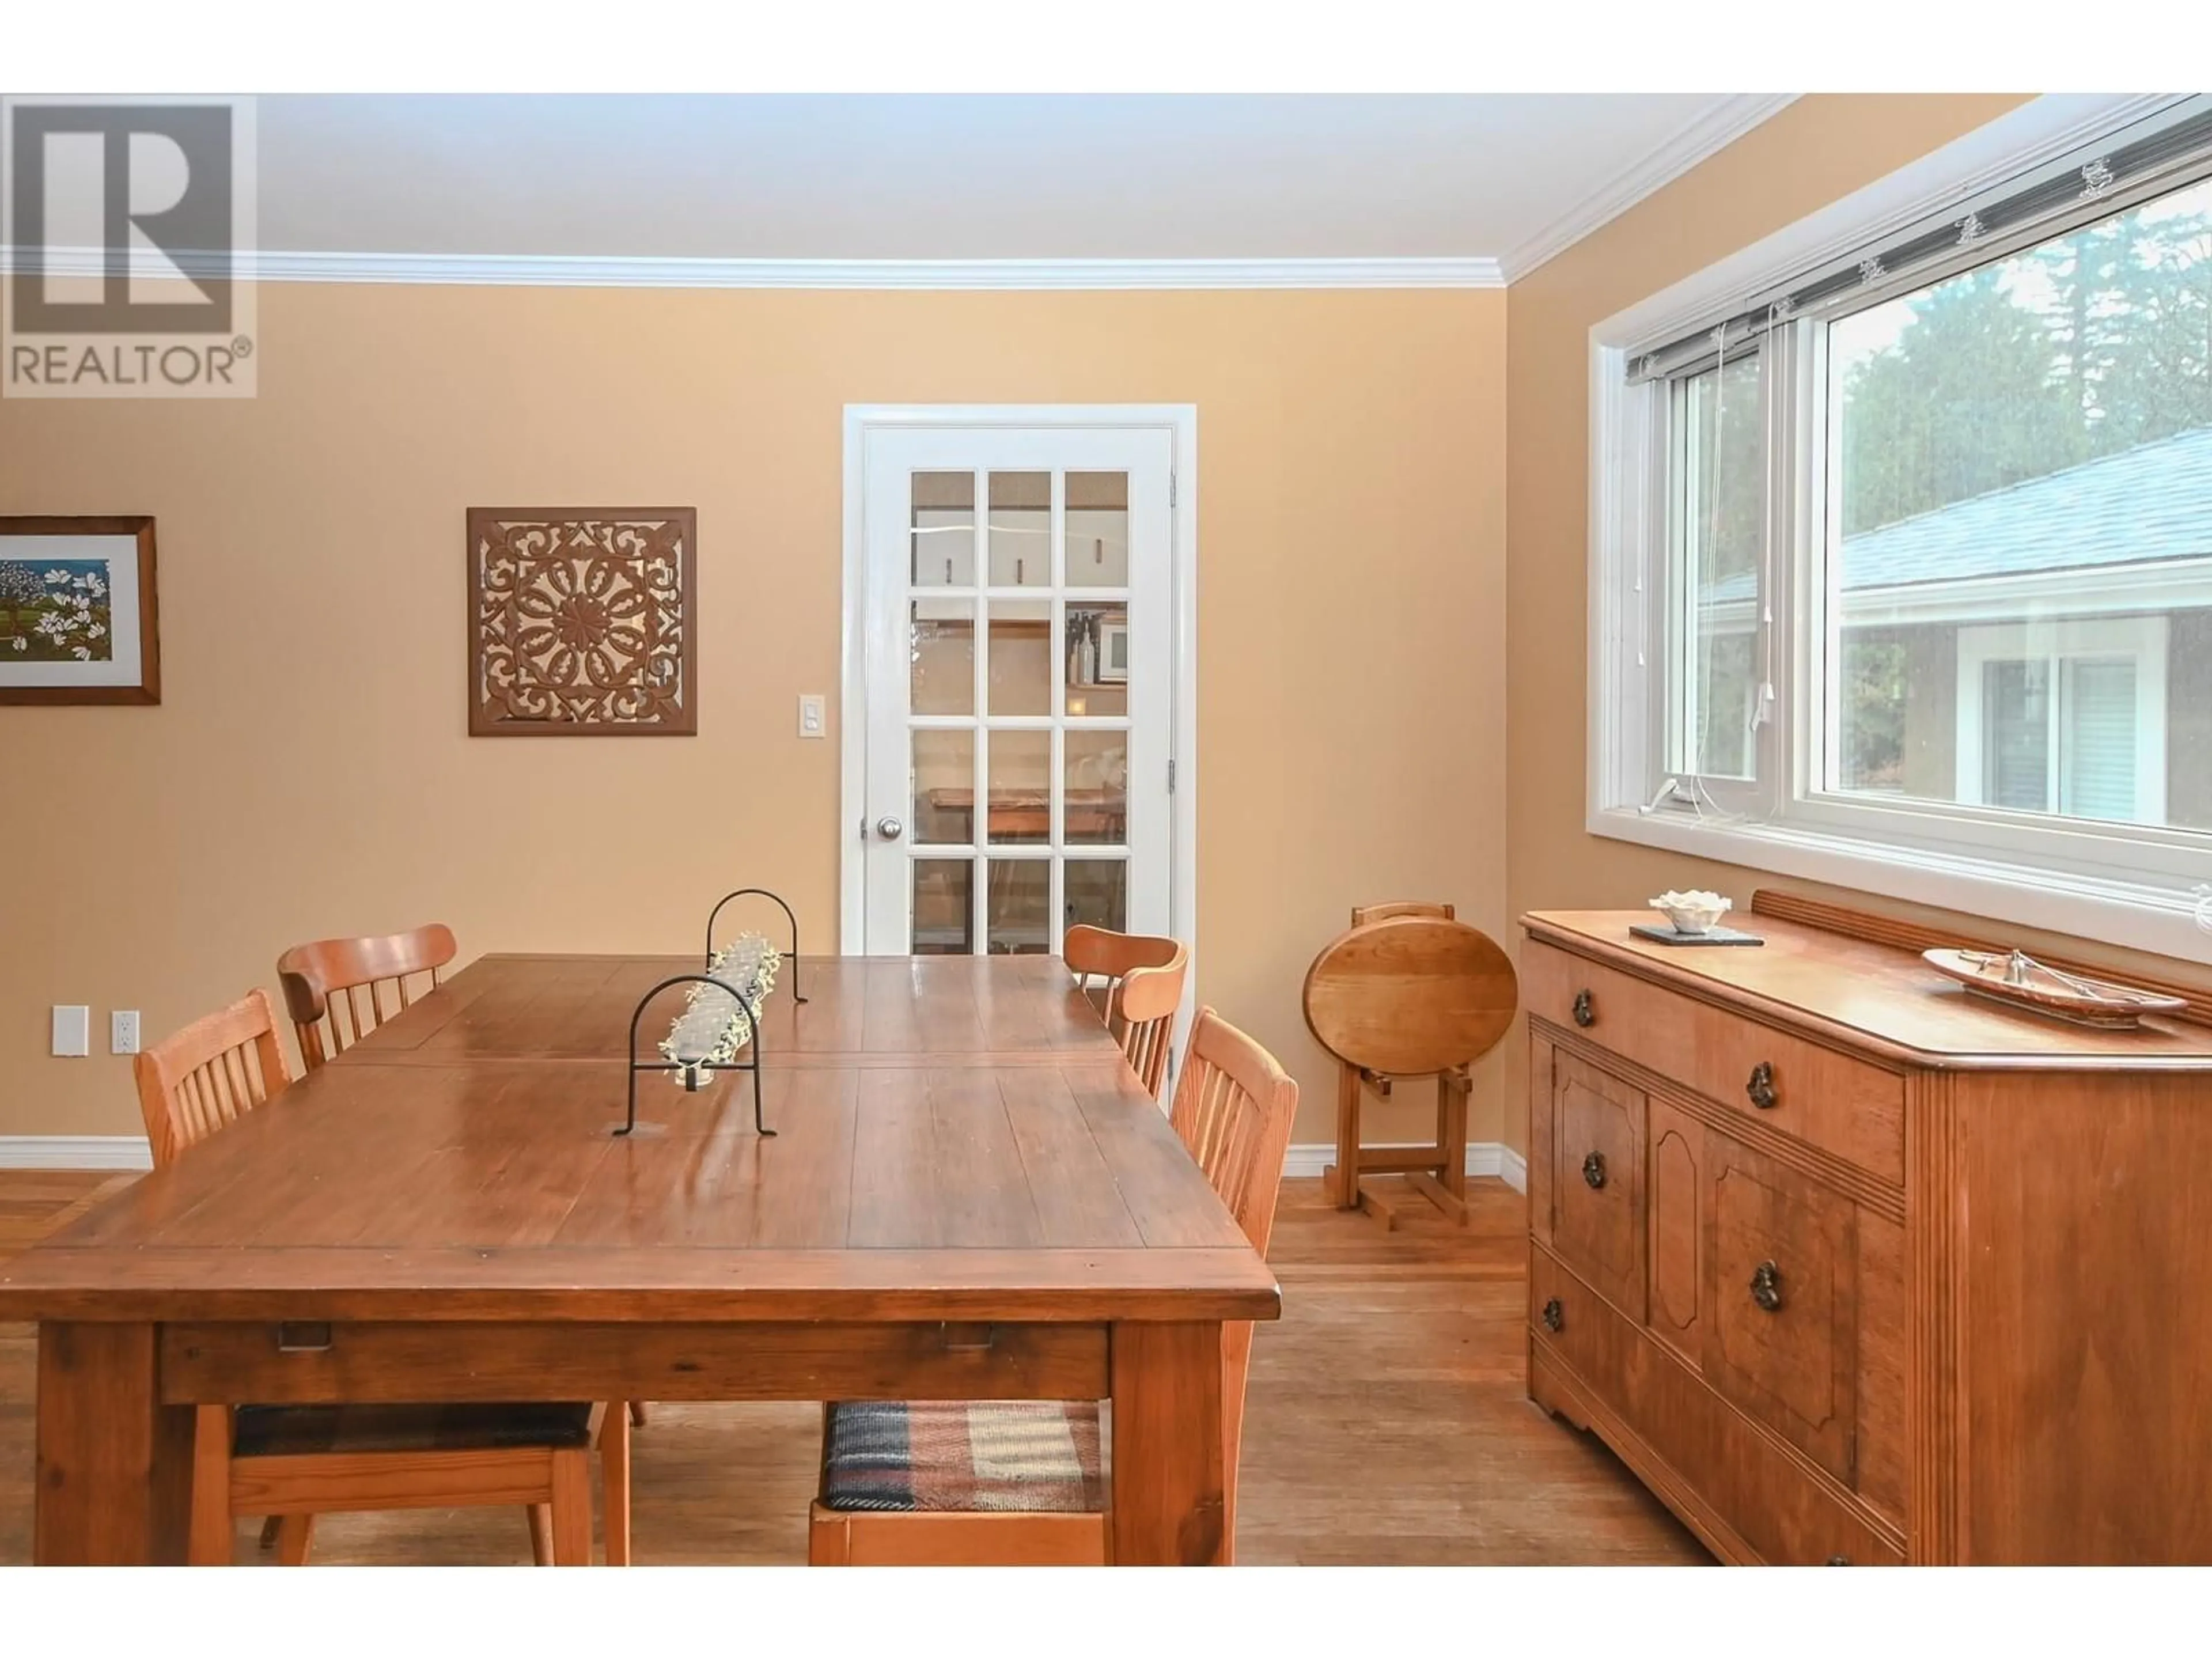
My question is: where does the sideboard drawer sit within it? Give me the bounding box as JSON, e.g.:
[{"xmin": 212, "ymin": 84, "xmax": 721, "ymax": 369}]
[
  {"xmin": 1530, "ymin": 1246, "xmax": 1903, "ymax": 1568},
  {"xmin": 1524, "ymin": 940, "xmax": 1906, "ymax": 1187}
]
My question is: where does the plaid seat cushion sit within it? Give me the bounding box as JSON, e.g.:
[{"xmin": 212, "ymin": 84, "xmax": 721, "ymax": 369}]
[
  {"xmin": 820, "ymin": 1400, "xmax": 1106, "ymax": 1514},
  {"xmin": 231, "ymin": 1402, "xmax": 594, "ymax": 1459}
]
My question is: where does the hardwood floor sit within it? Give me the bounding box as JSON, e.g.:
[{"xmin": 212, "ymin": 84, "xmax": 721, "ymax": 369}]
[{"xmin": 0, "ymin": 1169, "xmax": 1706, "ymax": 1566}]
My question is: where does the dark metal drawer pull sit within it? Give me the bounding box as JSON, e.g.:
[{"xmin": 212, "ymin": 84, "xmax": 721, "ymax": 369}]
[
  {"xmin": 1571, "ymin": 990, "xmax": 1595, "ymax": 1028},
  {"xmin": 275, "ymin": 1321, "xmax": 332, "ymax": 1353},
  {"xmin": 1827, "ymin": 1555, "xmax": 1851, "ymax": 1566},
  {"xmin": 1581, "ymin": 1150, "xmax": 1607, "ymax": 1190},
  {"xmin": 1746, "ymin": 1060, "xmax": 1779, "ymax": 1109},
  {"xmin": 1749, "ymin": 1260, "xmax": 1783, "ymax": 1313},
  {"xmin": 1541, "ymin": 1297, "xmax": 1564, "ymax": 1333}
]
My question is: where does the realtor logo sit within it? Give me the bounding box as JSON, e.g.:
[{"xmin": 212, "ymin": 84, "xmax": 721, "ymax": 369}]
[{"xmin": 2, "ymin": 96, "xmax": 256, "ymax": 397}]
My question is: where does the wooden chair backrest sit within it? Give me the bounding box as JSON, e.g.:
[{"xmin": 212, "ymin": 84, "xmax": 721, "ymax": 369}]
[
  {"xmin": 135, "ymin": 989, "xmax": 293, "ymax": 1169},
  {"xmin": 1172, "ymin": 1007, "xmax": 1299, "ymax": 1259},
  {"xmin": 1167, "ymin": 1006, "xmax": 1298, "ymax": 1491},
  {"xmin": 276, "ymin": 923, "xmax": 458, "ymax": 1069},
  {"xmin": 1064, "ymin": 925, "xmax": 1188, "ymax": 1100},
  {"xmin": 1352, "ymin": 900, "xmax": 1453, "ymax": 926}
]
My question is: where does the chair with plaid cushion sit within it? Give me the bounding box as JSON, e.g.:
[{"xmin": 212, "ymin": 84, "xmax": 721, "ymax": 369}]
[
  {"xmin": 808, "ymin": 1005, "xmax": 1296, "ymax": 1565},
  {"xmin": 135, "ymin": 990, "xmax": 631, "ymax": 1566}
]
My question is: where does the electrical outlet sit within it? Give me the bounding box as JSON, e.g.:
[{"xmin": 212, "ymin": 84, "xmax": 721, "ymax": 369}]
[
  {"xmin": 798, "ymin": 693, "xmax": 827, "ymax": 738},
  {"xmin": 51, "ymin": 1005, "xmax": 90, "ymax": 1058},
  {"xmin": 112, "ymin": 1009, "xmax": 141, "ymax": 1055}
]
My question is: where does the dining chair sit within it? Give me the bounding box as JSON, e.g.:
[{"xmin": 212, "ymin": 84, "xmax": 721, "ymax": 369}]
[
  {"xmin": 806, "ymin": 1005, "xmax": 1297, "ymax": 1565},
  {"xmin": 1063, "ymin": 925, "xmax": 1188, "ymax": 1100},
  {"xmin": 135, "ymin": 990, "xmax": 630, "ymax": 1566},
  {"xmin": 280, "ymin": 925, "xmax": 650, "ymax": 1434},
  {"xmin": 276, "ymin": 922, "xmax": 458, "ymax": 1069}
]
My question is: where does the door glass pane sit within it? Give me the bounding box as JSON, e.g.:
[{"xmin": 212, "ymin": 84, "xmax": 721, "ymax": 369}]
[
  {"xmin": 1065, "ymin": 601, "xmax": 1128, "ymax": 717},
  {"xmin": 986, "ymin": 858, "xmax": 1051, "ymax": 954},
  {"xmin": 1064, "ymin": 731, "xmax": 1128, "ymax": 846},
  {"xmin": 1063, "ymin": 859, "xmax": 1127, "ymax": 935},
  {"xmin": 912, "ymin": 858, "xmax": 974, "ymax": 955},
  {"xmin": 1066, "ymin": 472, "xmax": 1128, "ymax": 586},
  {"xmin": 1982, "ymin": 660, "xmax": 2050, "ymax": 812},
  {"xmin": 911, "ymin": 729, "xmax": 975, "ymax": 845},
  {"xmin": 911, "ymin": 472, "xmax": 975, "ymax": 588},
  {"xmin": 1677, "ymin": 354, "xmax": 1762, "ymax": 781},
  {"xmin": 985, "ymin": 730, "xmax": 1051, "ymax": 844},
  {"xmin": 910, "ymin": 600, "xmax": 974, "ymax": 715},
  {"xmin": 988, "ymin": 471, "xmax": 1051, "ymax": 587},
  {"xmin": 987, "ymin": 599, "xmax": 1052, "ymax": 715}
]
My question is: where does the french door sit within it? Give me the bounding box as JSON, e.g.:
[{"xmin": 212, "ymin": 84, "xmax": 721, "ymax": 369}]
[{"xmin": 851, "ymin": 418, "xmax": 1177, "ymax": 956}]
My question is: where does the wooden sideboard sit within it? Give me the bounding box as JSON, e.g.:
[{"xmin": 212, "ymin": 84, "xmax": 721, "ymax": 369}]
[{"xmin": 1520, "ymin": 899, "xmax": 2212, "ymax": 1565}]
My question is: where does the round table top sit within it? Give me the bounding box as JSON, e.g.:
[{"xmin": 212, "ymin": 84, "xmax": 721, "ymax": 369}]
[{"xmin": 1301, "ymin": 915, "xmax": 1520, "ymax": 1075}]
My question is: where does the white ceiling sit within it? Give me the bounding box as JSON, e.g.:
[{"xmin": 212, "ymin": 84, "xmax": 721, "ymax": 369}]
[{"xmin": 256, "ymin": 94, "xmax": 1793, "ymax": 276}]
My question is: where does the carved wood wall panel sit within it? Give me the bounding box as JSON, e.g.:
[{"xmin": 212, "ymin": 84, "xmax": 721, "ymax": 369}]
[{"xmin": 468, "ymin": 508, "xmax": 697, "ymax": 736}]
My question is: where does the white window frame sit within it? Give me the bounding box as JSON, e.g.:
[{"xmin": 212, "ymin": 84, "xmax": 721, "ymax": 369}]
[{"xmin": 1589, "ymin": 94, "xmax": 2212, "ymax": 963}]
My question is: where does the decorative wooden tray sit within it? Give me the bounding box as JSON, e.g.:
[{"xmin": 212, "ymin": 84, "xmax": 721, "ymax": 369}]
[{"xmin": 1922, "ymin": 948, "xmax": 2190, "ymax": 1029}]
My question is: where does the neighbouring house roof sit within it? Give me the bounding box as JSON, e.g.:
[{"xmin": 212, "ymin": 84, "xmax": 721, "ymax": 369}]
[{"xmin": 1704, "ymin": 423, "xmax": 2212, "ymax": 607}]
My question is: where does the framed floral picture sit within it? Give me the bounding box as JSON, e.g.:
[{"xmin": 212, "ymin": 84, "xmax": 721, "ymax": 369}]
[{"xmin": 0, "ymin": 517, "xmax": 161, "ymax": 706}]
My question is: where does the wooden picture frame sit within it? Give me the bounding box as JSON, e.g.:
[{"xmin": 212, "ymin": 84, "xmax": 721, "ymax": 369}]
[
  {"xmin": 0, "ymin": 516, "xmax": 161, "ymax": 706},
  {"xmin": 468, "ymin": 507, "xmax": 698, "ymax": 737}
]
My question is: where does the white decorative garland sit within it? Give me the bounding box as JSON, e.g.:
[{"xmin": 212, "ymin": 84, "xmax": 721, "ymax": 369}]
[{"xmin": 658, "ymin": 933, "xmax": 781, "ymax": 1085}]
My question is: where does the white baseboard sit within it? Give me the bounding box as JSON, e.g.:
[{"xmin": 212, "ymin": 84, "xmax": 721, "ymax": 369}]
[
  {"xmin": 0, "ymin": 1132, "xmax": 1531, "ymax": 1194},
  {"xmin": 1495, "ymin": 1145, "xmax": 1528, "ymax": 1194},
  {"xmin": 1286, "ymin": 1140, "xmax": 1526, "ymax": 1195},
  {"xmin": 0, "ymin": 1135, "xmax": 154, "ymax": 1171}
]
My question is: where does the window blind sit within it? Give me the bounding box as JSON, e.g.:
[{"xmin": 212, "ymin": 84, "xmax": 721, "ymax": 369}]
[{"xmin": 1628, "ymin": 96, "xmax": 2212, "ymax": 384}]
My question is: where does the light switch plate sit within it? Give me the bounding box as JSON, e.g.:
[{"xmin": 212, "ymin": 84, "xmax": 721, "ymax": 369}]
[
  {"xmin": 112, "ymin": 1009, "xmax": 141, "ymax": 1055},
  {"xmin": 798, "ymin": 693, "xmax": 827, "ymax": 738},
  {"xmin": 51, "ymin": 1005, "xmax": 90, "ymax": 1058}
]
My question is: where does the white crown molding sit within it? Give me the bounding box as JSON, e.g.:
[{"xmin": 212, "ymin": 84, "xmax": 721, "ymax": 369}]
[
  {"xmin": 1283, "ymin": 1139, "xmax": 1525, "ymax": 1194},
  {"xmin": 0, "ymin": 1135, "xmax": 153, "ymax": 1171},
  {"xmin": 0, "ymin": 245, "xmax": 1504, "ymax": 291},
  {"xmin": 1496, "ymin": 94, "xmax": 1801, "ymax": 282}
]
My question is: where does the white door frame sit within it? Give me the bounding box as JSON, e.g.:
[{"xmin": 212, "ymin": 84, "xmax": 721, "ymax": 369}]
[{"xmin": 840, "ymin": 403, "xmax": 1200, "ymax": 984}]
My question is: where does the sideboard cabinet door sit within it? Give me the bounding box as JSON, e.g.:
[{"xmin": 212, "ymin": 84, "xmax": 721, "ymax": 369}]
[
  {"xmin": 1702, "ymin": 1128, "xmax": 1858, "ymax": 1485},
  {"xmin": 1550, "ymin": 1052, "xmax": 1646, "ymax": 1321}
]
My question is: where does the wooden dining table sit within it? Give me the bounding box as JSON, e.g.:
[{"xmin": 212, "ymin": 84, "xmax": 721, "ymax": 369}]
[{"xmin": 0, "ymin": 952, "xmax": 1279, "ymax": 1565}]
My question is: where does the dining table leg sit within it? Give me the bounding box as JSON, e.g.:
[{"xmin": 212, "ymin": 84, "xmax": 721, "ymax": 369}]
[
  {"xmin": 1108, "ymin": 1320, "xmax": 1226, "ymax": 1565},
  {"xmin": 35, "ymin": 1321, "xmax": 194, "ymax": 1564}
]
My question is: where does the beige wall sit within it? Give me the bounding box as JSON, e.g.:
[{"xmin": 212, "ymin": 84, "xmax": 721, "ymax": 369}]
[
  {"xmin": 0, "ymin": 282, "xmax": 1508, "ymax": 1147},
  {"xmin": 1503, "ymin": 92, "xmax": 2212, "ymax": 1157}
]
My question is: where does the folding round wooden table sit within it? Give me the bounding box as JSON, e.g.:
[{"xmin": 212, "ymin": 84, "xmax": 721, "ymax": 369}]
[{"xmin": 1302, "ymin": 908, "xmax": 1519, "ymax": 1226}]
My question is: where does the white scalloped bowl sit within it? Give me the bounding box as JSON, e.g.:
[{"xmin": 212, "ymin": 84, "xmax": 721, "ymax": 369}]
[{"xmin": 1649, "ymin": 890, "xmax": 1732, "ymax": 935}]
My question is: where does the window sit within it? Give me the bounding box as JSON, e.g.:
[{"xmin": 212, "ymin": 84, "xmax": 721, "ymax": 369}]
[
  {"xmin": 1593, "ymin": 96, "xmax": 2212, "ymax": 956},
  {"xmin": 1671, "ymin": 353, "xmax": 1765, "ymax": 782}
]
